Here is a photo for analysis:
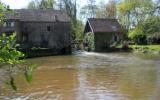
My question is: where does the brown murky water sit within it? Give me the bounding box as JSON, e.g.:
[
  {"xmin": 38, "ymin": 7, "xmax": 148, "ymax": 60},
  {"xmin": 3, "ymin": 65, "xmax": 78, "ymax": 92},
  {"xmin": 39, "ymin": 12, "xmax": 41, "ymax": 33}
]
[{"xmin": 0, "ymin": 52, "xmax": 160, "ymax": 100}]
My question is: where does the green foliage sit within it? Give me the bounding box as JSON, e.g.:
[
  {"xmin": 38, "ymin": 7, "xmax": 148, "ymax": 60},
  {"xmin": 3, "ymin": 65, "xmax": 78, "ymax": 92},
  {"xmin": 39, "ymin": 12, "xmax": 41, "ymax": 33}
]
[
  {"xmin": 0, "ymin": 33, "xmax": 24, "ymax": 64},
  {"xmin": 84, "ymin": 32, "xmax": 95, "ymax": 51},
  {"xmin": 62, "ymin": 0, "xmax": 77, "ymax": 39},
  {"xmin": 74, "ymin": 20, "xmax": 84, "ymax": 40},
  {"xmin": 28, "ymin": 1, "xmax": 37, "ymax": 9},
  {"xmin": 25, "ymin": 64, "xmax": 37, "ymax": 82},
  {"xmin": 118, "ymin": 0, "xmax": 160, "ymax": 44},
  {"xmin": 130, "ymin": 45, "xmax": 160, "ymax": 54},
  {"xmin": 27, "ymin": 0, "xmax": 56, "ymax": 9},
  {"xmin": 142, "ymin": 16, "xmax": 160, "ymax": 44},
  {"xmin": 0, "ymin": 3, "xmax": 5, "ymax": 10},
  {"xmin": 128, "ymin": 28, "xmax": 143, "ymax": 39},
  {"xmin": 143, "ymin": 16, "xmax": 160, "ymax": 35},
  {"xmin": 117, "ymin": 0, "xmax": 155, "ymax": 31},
  {"xmin": 128, "ymin": 16, "xmax": 160, "ymax": 44},
  {"xmin": 0, "ymin": 2, "xmax": 38, "ymax": 90},
  {"xmin": 0, "ymin": 33, "xmax": 38, "ymax": 90},
  {"xmin": 128, "ymin": 27, "xmax": 145, "ymax": 44}
]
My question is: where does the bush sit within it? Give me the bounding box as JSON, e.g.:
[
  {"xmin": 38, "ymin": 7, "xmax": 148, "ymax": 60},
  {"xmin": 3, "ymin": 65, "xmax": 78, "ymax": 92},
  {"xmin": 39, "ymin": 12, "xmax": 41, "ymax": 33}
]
[
  {"xmin": 147, "ymin": 32, "xmax": 160, "ymax": 44},
  {"xmin": 83, "ymin": 32, "xmax": 95, "ymax": 51},
  {"xmin": 142, "ymin": 16, "xmax": 160, "ymax": 44},
  {"xmin": 128, "ymin": 28, "xmax": 146, "ymax": 44}
]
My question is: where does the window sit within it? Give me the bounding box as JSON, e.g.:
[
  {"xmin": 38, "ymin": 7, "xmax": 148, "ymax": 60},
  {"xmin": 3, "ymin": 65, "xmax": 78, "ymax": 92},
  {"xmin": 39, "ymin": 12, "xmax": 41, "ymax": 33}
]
[
  {"xmin": 114, "ymin": 35, "xmax": 118, "ymax": 42},
  {"xmin": 4, "ymin": 22, "xmax": 14, "ymax": 27},
  {"xmin": 11, "ymin": 22, "xmax": 14, "ymax": 27},
  {"xmin": 47, "ymin": 26, "xmax": 51, "ymax": 31},
  {"xmin": 7, "ymin": 22, "xmax": 11, "ymax": 27},
  {"xmin": 3, "ymin": 22, "xmax": 6, "ymax": 27},
  {"xmin": 24, "ymin": 26, "xmax": 28, "ymax": 31}
]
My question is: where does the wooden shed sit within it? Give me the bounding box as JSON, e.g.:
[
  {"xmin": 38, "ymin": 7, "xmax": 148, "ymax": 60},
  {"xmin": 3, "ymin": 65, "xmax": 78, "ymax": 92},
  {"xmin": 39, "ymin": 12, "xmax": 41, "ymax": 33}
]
[{"xmin": 84, "ymin": 18, "xmax": 123, "ymax": 52}]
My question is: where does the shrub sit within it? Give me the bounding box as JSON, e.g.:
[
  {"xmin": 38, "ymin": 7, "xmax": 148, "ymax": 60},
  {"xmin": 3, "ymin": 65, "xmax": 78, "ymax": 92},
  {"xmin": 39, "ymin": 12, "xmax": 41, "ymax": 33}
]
[
  {"xmin": 147, "ymin": 32, "xmax": 160, "ymax": 44},
  {"xmin": 128, "ymin": 28, "xmax": 146, "ymax": 44},
  {"xmin": 143, "ymin": 16, "xmax": 160, "ymax": 44},
  {"xmin": 83, "ymin": 32, "xmax": 95, "ymax": 51}
]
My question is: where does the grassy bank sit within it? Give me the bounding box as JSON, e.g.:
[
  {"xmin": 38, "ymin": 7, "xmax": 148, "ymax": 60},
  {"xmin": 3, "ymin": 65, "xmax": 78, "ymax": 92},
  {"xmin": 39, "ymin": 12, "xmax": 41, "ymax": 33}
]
[
  {"xmin": 116, "ymin": 44, "xmax": 160, "ymax": 54},
  {"xmin": 129, "ymin": 45, "xmax": 160, "ymax": 54}
]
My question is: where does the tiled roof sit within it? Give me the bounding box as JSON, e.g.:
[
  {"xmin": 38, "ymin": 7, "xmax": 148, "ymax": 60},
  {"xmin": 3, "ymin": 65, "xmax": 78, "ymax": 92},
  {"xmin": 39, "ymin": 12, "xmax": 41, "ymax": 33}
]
[
  {"xmin": 4, "ymin": 9, "xmax": 70, "ymax": 22},
  {"xmin": 87, "ymin": 18, "xmax": 123, "ymax": 33}
]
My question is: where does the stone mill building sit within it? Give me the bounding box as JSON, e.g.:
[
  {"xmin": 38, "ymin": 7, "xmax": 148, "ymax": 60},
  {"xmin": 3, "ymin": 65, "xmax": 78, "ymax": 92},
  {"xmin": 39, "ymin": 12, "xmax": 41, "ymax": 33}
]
[{"xmin": 1, "ymin": 9, "xmax": 72, "ymax": 55}]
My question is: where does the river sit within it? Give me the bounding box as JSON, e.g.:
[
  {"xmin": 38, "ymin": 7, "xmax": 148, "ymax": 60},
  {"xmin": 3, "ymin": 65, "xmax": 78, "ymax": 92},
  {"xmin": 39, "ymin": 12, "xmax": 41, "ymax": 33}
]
[{"xmin": 0, "ymin": 52, "xmax": 160, "ymax": 100}]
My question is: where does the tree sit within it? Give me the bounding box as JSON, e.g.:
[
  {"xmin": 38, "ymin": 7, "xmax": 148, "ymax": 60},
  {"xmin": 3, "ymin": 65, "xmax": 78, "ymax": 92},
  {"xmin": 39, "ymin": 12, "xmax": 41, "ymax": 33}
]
[
  {"xmin": 0, "ymin": 2, "xmax": 37, "ymax": 90},
  {"xmin": 96, "ymin": 0, "xmax": 117, "ymax": 18},
  {"xmin": 88, "ymin": 0, "xmax": 97, "ymax": 18},
  {"xmin": 128, "ymin": 27, "xmax": 145, "ymax": 44},
  {"xmin": 143, "ymin": 16, "xmax": 160, "ymax": 35},
  {"xmin": 74, "ymin": 20, "xmax": 84, "ymax": 40},
  {"xmin": 62, "ymin": 0, "xmax": 77, "ymax": 24},
  {"xmin": 117, "ymin": 0, "xmax": 155, "ymax": 32},
  {"xmin": 105, "ymin": 0, "xmax": 117, "ymax": 18},
  {"xmin": 152, "ymin": 0, "xmax": 160, "ymax": 16},
  {"xmin": 128, "ymin": 16, "xmax": 160, "ymax": 44},
  {"xmin": 142, "ymin": 16, "xmax": 160, "ymax": 44},
  {"xmin": 95, "ymin": 0, "xmax": 107, "ymax": 18},
  {"xmin": 80, "ymin": 0, "xmax": 97, "ymax": 19},
  {"xmin": 27, "ymin": 0, "xmax": 56, "ymax": 9},
  {"xmin": 57, "ymin": 0, "xmax": 64, "ymax": 10},
  {"xmin": 28, "ymin": 1, "xmax": 37, "ymax": 9},
  {"xmin": 59, "ymin": 0, "xmax": 78, "ymax": 39},
  {"xmin": 40, "ymin": 0, "xmax": 56, "ymax": 8}
]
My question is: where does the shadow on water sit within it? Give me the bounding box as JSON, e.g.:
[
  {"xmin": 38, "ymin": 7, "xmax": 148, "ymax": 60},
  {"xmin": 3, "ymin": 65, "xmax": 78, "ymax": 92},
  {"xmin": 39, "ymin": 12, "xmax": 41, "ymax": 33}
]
[{"xmin": 0, "ymin": 51, "xmax": 160, "ymax": 100}]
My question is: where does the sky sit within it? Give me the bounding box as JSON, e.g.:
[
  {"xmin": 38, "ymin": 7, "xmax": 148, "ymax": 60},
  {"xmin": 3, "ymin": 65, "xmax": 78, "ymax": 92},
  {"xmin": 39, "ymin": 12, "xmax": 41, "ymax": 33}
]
[
  {"xmin": 1, "ymin": 0, "xmax": 32, "ymax": 9},
  {"xmin": 1, "ymin": 0, "xmax": 108, "ymax": 9}
]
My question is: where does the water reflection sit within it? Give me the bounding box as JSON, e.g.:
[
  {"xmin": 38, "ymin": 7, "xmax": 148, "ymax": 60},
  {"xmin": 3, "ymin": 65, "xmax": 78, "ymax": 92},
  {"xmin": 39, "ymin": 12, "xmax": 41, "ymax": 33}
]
[{"xmin": 0, "ymin": 52, "xmax": 160, "ymax": 100}]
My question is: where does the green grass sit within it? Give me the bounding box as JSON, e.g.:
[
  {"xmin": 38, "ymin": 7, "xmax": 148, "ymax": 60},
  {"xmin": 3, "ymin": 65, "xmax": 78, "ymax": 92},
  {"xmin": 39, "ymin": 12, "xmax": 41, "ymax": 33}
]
[
  {"xmin": 128, "ymin": 45, "xmax": 160, "ymax": 54},
  {"xmin": 130, "ymin": 45, "xmax": 160, "ymax": 51},
  {"xmin": 116, "ymin": 44, "xmax": 160, "ymax": 54}
]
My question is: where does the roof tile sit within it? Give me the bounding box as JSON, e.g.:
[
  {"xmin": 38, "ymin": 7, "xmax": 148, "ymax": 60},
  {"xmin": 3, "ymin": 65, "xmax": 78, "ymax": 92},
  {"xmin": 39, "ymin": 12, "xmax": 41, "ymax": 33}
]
[
  {"xmin": 5, "ymin": 9, "xmax": 70, "ymax": 22},
  {"xmin": 88, "ymin": 18, "xmax": 123, "ymax": 33}
]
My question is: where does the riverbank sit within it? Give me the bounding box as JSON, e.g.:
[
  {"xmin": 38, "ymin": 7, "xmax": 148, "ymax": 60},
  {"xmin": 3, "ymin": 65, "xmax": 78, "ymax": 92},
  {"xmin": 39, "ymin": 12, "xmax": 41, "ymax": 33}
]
[
  {"xmin": 129, "ymin": 45, "xmax": 160, "ymax": 54},
  {"xmin": 116, "ymin": 45, "xmax": 160, "ymax": 55},
  {"xmin": 20, "ymin": 48, "xmax": 71, "ymax": 58}
]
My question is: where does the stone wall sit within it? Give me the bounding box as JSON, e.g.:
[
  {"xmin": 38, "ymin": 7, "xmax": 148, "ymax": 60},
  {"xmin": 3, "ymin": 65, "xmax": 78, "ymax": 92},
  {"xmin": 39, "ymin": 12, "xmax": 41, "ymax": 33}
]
[{"xmin": 18, "ymin": 22, "xmax": 72, "ymax": 50}]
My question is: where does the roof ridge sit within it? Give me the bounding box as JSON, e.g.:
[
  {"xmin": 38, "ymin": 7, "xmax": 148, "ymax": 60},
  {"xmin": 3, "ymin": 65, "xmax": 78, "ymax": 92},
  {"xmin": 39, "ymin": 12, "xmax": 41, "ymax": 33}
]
[
  {"xmin": 88, "ymin": 18, "xmax": 117, "ymax": 20},
  {"xmin": 15, "ymin": 9, "xmax": 65, "ymax": 13}
]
